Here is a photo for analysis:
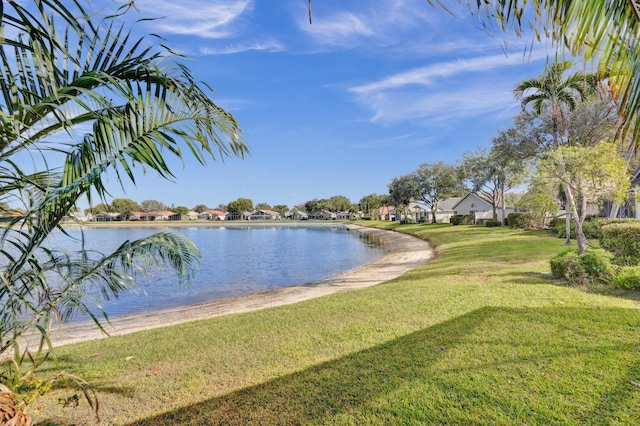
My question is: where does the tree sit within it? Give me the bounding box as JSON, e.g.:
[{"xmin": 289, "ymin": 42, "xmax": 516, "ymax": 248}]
[
  {"xmin": 111, "ymin": 198, "xmax": 141, "ymax": 213},
  {"xmin": 141, "ymin": 199, "xmax": 166, "ymax": 212},
  {"xmin": 0, "ymin": 0, "xmax": 246, "ymax": 418},
  {"xmin": 85, "ymin": 203, "xmax": 114, "ymax": 215},
  {"xmin": 193, "ymin": 204, "xmax": 209, "ymax": 213},
  {"xmin": 388, "ymin": 174, "xmax": 420, "ymax": 222},
  {"xmin": 514, "ymin": 61, "xmax": 596, "ymax": 243},
  {"xmin": 327, "ymin": 195, "xmax": 352, "ymax": 212},
  {"xmin": 227, "ymin": 198, "xmax": 253, "ymax": 213},
  {"xmin": 172, "ymin": 206, "xmax": 190, "ymax": 215},
  {"xmin": 359, "ymin": 193, "xmax": 386, "ymax": 218},
  {"xmin": 534, "ymin": 142, "xmax": 630, "ymax": 253},
  {"xmin": 272, "ymin": 204, "xmax": 289, "ymax": 216},
  {"xmin": 464, "ymin": 1, "xmax": 640, "ymax": 145},
  {"xmin": 414, "ymin": 162, "xmax": 465, "ymax": 224},
  {"xmin": 304, "ymin": 198, "xmax": 328, "ymax": 212},
  {"xmin": 255, "ymin": 202, "xmax": 272, "ymax": 210},
  {"xmin": 461, "ymin": 147, "xmax": 527, "ymax": 223},
  {"xmin": 514, "ymin": 60, "xmax": 596, "ymax": 146},
  {"xmin": 516, "ymin": 185, "xmax": 560, "ymax": 228}
]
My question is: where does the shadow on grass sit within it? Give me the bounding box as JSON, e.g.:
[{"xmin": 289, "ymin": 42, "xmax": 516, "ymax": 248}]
[{"xmin": 106, "ymin": 306, "xmax": 640, "ymax": 426}]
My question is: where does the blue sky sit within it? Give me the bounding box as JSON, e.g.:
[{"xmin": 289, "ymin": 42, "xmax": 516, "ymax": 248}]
[{"xmin": 86, "ymin": 0, "xmax": 557, "ymax": 210}]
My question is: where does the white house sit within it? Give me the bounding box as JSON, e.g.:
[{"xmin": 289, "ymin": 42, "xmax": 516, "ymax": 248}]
[
  {"xmin": 285, "ymin": 210, "xmax": 308, "ymax": 220},
  {"xmin": 336, "ymin": 211, "xmax": 354, "ymax": 220},
  {"xmin": 198, "ymin": 209, "xmax": 227, "ymax": 220},
  {"xmin": 249, "ymin": 209, "xmax": 281, "ymax": 220},
  {"xmin": 308, "ymin": 210, "xmax": 336, "ymax": 220},
  {"xmin": 226, "ymin": 211, "xmax": 250, "ymax": 220}
]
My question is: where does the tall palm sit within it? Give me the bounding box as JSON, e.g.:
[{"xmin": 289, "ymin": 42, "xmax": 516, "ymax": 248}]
[
  {"xmin": 463, "ymin": 0, "xmax": 640, "ymax": 146},
  {"xmin": 0, "ymin": 0, "xmax": 248, "ymax": 361},
  {"xmin": 513, "ymin": 60, "xmax": 595, "ymax": 244},
  {"xmin": 513, "ymin": 60, "xmax": 595, "ymax": 146}
]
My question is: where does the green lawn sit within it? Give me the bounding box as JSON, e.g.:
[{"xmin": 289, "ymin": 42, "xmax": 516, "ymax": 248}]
[{"xmin": 34, "ymin": 223, "xmax": 640, "ymax": 425}]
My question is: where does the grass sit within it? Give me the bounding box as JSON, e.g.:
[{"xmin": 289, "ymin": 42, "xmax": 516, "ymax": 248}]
[{"xmin": 30, "ymin": 222, "xmax": 640, "ymax": 425}]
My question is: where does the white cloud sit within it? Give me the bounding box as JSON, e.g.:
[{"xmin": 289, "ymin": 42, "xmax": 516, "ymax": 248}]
[
  {"xmin": 300, "ymin": 12, "xmax": 374, "ymax": 47},
  {"xmin": 134, "ymin": 0, "xmax": 252, "ymax": 38},
  {"xmin": 351, "ymin": 49, "xmax": 549, "ymax": 95},
  {"xmin": 200, "ymin": 40, "xmax": 285, "ymax": 55},
  {"xmin": 347, "ymin": 47, "xmax": 554, "ymax": 126},
  {"xmin": 297, "ymin": 0, "xmax": 439, "ymax": 48}
]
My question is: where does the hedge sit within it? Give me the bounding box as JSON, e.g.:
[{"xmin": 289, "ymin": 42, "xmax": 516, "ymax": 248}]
[
  {"xmin": 507, "ymin": 212, "xmax": 535, "ymax": 229},
  {"xmin": 600, "ymin": 222, "xmax": 640, "ymax": 266},
  {"xmin": 450, "ymin": 215, "xmax": 474, "ymax": 225}
]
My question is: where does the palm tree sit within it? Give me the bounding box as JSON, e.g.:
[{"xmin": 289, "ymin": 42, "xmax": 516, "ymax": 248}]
[
  {"xmin": 464, "ymin": 0, "xmax": 640, "ymax": 146},
  {"xmin": 0, "ymin": 0, "xmax": 247, "ymax": 395},
  {"xmin": 513, "ymin": 60, "xmax": 595, "ymax": 146},
  {"xmin": 513, "ymin": 60, "xmax": 595, "ymax": 244}
]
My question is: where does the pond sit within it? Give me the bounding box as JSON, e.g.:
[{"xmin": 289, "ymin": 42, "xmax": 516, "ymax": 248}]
[{"xmin": 46, "ymin": 225, "xmax": 385, "ymax": 321}]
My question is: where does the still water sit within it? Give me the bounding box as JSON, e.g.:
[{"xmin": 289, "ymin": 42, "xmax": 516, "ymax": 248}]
[{"xmin": 48, "ymin": 225, "xmax": 385, "ymax": 321}]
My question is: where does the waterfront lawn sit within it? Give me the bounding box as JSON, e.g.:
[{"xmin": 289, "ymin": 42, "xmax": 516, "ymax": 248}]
[{"xmin": 36, "ymin": 223, "xmax": 640, "ymax": 425}]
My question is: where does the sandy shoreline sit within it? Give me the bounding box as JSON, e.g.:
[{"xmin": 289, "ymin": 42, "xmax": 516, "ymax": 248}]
[{"xmin": 25, "ymin": 224, "xmax": 435, "ymax": 348}]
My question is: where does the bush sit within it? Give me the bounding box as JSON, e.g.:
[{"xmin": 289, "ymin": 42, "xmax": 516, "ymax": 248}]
[
  {"xmin": 578, "ymin": 249, "xmax": 615, "ymax": 283},
  {"xmin": 550, "ymin": 250, "xmax": 588, "ymax": 285},
  {"xmin": 589, "ymin": 218, "xmax": 634, "ymax": 239},
  {"xmin": 484, "ymin": 220, "xmax": 502, "ymax": 227},
  {"xmin": 550, "ymin": 249, "xmax": 615, "ymax": 286},
  {"xmin": 613, "ymin": 266, "xmax": 640, "ymax": 289},
  {"xmin": 600, "ymin": 223, "xmax": 640, "ymax": 266},
  {"xmin": 450, "ymin": 215, "xmax": 474, "ymax": 225},
  {"xmin": 507, "ymin": 212, "xmax": 535, "ymax": 229},
  {"xmin": 553, "ymin": 218, "xmax": 600, "ymax": 240}
]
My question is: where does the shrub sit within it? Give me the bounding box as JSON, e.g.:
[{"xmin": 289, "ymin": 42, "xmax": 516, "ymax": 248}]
[
  {"xmin": 578, "ymin": 249, "xmax": 615, "ymax": 283},
  {"xmin": 450, "ymin": 215, "xmax": 474, "ymax": 225},
  {"xmin": 600, "ymin": 223, "xmax": 640, "ymax": 266},
  {"xmin": 550, "ymin": 250, "xmax": 588, "ymax": 285},
  {"xmin": 553, "ymin": 219, "xmax": 600, "ymax": 240},
  {"xmin": 550, "ymin": 249, "xmax": 615, "ymax": 286},
  {"xmin": 484, "ymin": 220, "xmax": 502, "ymax": 227},
  {"xmin": 507, "ymin": 212, "xmax": 534, "ymax": 229},
  {"xmin": 613, "ymin": 266, "xmax": 640, "ymax": 289}
]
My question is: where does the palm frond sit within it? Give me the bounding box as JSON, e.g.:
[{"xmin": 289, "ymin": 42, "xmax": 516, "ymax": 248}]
[{"xmin": 467, "ymin": 0, "xmax": 640, "ymax": 146}]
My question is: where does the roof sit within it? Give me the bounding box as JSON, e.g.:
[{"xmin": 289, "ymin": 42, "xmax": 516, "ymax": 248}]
[
  {"xmin": 438, "ymin": 197, "xmax": 462, "ymax": 211},
  {"xmin": 204, "ymin": 209, "xmax": 227, "ymax": 216},
  {"xmin": 253, "ymin": 209, "xmax": 279, "ymax": 216}
]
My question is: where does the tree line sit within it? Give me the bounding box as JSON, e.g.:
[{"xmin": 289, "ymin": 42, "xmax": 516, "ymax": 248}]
[{"xmin": 384, "ymin": 60, "xmax": 637, "ymax": 255}]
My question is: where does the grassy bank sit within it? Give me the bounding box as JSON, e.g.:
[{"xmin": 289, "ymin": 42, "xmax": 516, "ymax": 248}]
[{"xmin": 35, "ymin": 222, "xmax": 640, "ymax": 425}]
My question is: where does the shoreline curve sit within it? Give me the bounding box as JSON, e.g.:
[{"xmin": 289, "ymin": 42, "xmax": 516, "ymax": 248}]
[{"xmin": 34, "ymin": 224, "xmax": 435, "ymax": 348}]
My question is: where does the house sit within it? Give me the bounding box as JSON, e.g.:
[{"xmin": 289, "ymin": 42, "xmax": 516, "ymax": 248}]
[
  {"xmin": 308, "ymin": 210, "xmax": 336, "ymax": 220},
  {"xmin": 65, "ymin": 210, "xmax": 92, "ymax": 222},
  {"xmin": 426, "ymin": 197, "xmax": 462, "ymax": 223},
  {"xmin": 450, "ymin": 193, "xmax": 493, "ymax": 217},
  {"xmin": 249, "ymin": 209, "xmax": 280, "ymax": 220},
  {"xmin": 226, "ymin": 211, "xmax": 250, "ymax": 221},
  {"xmin": 285, "ymin": 210, "xmax": 308, "ymax": 220},
  {"xmin": 118, "ymin": 211, "xmax": 146, "ymax": 221},
  {"xmin": 197, "ymin": 209, "xmax": 227, "ymax": 221},
  {"xmin": 136, "ymin": 210, "xmax": 174, "ymax": 221},
  {"xmin": 94, "ymin": 212, "xmax": 120, "ymax": 222},
  {"xmin": 336, "ymin": 211, "xmax": 354, "ymax": 220},
  {"xmin": 379, "ymin": 206, "xmax": 395, "ymax": 221},
  {"xmin": 169, "ymin": 211, "xmax": 199, "ymax": 221}
]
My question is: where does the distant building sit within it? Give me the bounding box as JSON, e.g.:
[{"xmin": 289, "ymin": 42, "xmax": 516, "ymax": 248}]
[
  {"xmin": 249, "ymin": 209, "xmax": 280, "ymax": 220},
  {"xmin": 308, "ymin": 210, "xmax": 336, "ymax": 220},
  {"xmin": 226, "ymin": 211, "xmax": 250, "ymax": 220},
  {"xmin": 198, "ymin": 209, "xmax": 227, "ymax": 220}
]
